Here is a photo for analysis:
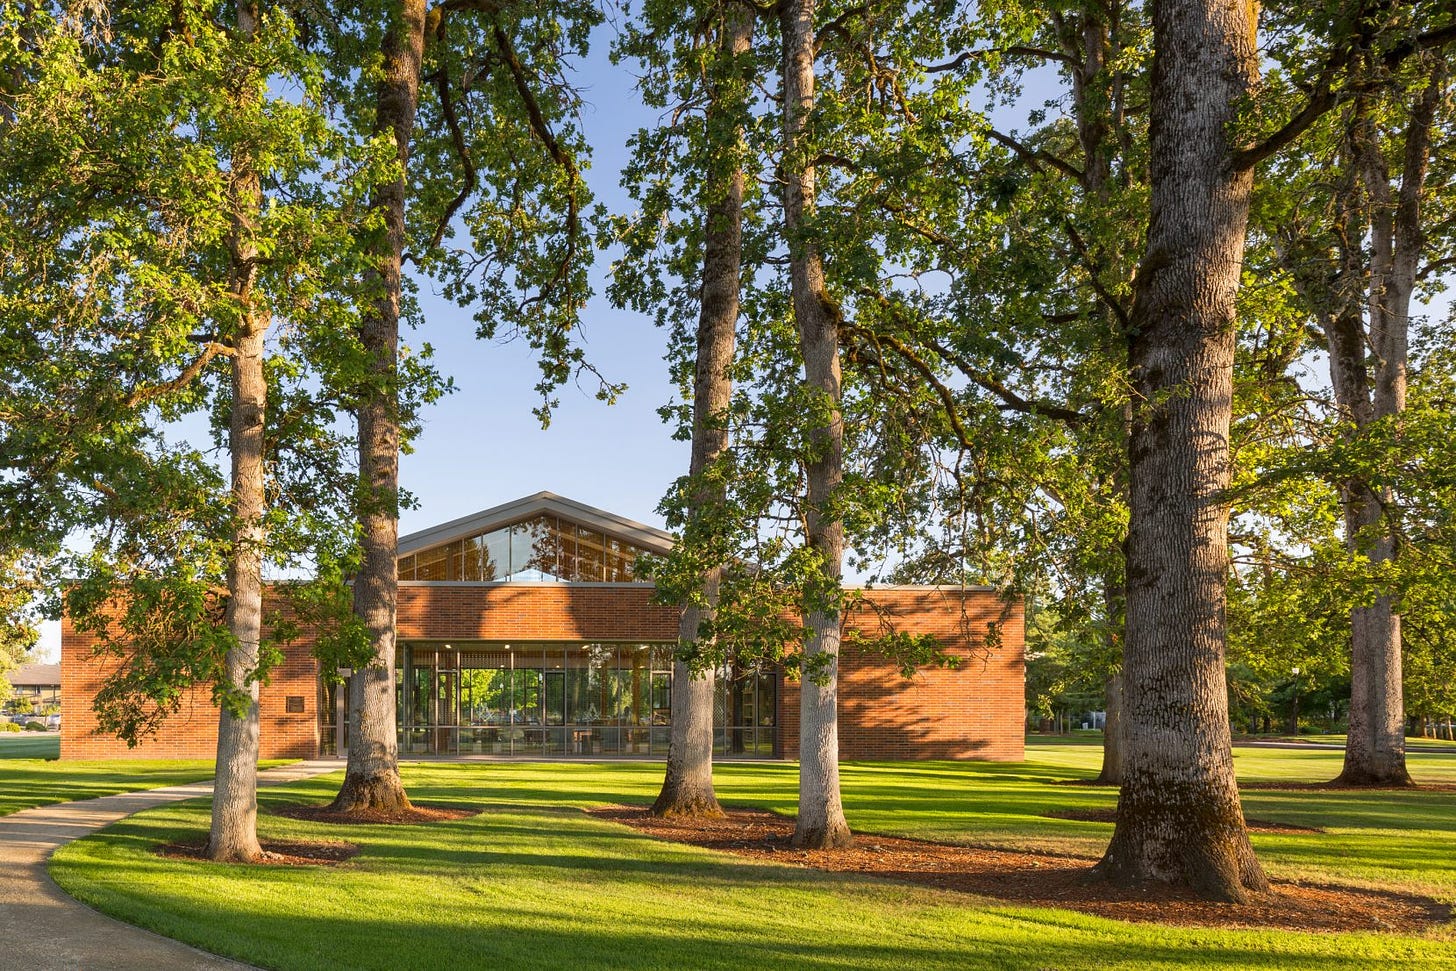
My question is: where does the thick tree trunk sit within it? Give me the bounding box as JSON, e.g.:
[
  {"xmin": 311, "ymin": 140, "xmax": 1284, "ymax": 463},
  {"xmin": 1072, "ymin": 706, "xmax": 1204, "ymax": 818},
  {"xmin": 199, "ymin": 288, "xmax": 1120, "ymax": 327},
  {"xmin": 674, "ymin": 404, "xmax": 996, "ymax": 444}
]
[
  {"xmin": 208, "ymin": 1, "xmax": 266, "ymax": 864},
  {"xmin": 1093, "ymin": 0, "xmax": 1267, "ymax": 902},
  {"xmin": 332, "ymin": 0, "xmax": 426, "ymax": 813},
  {"xmin": 779, "ymin": 0, "xmax": 850, "ymax": 851},
  {"xmin": 653, "ymin": 5, "xmax": 753, "ymax": 820},
  {"xmin": 1334, "ymin": 72, "xmax": 1440, "ymax": 787}
]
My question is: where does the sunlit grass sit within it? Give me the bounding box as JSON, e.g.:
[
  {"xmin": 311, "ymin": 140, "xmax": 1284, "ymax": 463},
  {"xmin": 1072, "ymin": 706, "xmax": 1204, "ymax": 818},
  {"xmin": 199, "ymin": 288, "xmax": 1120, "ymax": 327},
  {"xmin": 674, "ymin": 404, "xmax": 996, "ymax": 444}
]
[
  {"xmin": 0, "ymin": 732, "xmax": 61, "ymax": 760},
  {"xmin": 0, "ymin": 743, "xmax": 292, "ymax": 817},
  {"xmin": 48, "ymin": 742, "xmax": 1456, "ymax": 970}
]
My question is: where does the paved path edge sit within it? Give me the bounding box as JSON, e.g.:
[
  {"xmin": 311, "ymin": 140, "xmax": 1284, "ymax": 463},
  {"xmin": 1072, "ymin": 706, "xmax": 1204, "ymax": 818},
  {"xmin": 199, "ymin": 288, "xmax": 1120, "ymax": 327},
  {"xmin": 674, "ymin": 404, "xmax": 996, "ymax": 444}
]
[{"xmin": 1, "ymin": 759, "xmax": 342, "ymax": 971}]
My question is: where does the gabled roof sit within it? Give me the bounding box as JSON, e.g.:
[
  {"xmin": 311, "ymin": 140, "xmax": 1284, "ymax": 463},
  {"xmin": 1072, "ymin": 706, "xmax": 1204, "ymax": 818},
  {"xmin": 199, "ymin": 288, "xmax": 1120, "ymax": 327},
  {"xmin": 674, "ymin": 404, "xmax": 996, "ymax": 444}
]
[
  {"xmin": 398, "ymin": 491, "xmax": 675, "ymax": 558},
  {"xmin": 7, "ymin": 662, "xmax": 60, "ymax": 687}
]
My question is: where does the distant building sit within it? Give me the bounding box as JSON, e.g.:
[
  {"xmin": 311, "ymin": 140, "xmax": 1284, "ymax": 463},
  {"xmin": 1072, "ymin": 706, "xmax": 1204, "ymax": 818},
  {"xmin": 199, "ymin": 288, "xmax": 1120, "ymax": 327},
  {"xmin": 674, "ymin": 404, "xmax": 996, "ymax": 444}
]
[
  {"xmin": 62, "ymin": 493, "xmax": 1025, "ymax": 761},
  {"xmin": 8, "ymin": 662, "xmax": 60, "ymax": 708}
]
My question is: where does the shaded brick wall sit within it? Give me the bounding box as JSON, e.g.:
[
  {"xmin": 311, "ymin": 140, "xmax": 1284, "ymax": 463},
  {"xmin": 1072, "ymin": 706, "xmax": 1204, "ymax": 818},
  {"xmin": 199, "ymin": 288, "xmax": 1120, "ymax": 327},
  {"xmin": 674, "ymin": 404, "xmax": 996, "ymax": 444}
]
[
  {"xmin": 62, "ymin": 583, "xmax": 1022, "ymax": 762},
  {"xmin": 60, "ymin": 603, "xmax": 321, "ymax": 761},
  {"xmin": 778, "ymin": 588, "xmax": 1024, "ymax": 762}
]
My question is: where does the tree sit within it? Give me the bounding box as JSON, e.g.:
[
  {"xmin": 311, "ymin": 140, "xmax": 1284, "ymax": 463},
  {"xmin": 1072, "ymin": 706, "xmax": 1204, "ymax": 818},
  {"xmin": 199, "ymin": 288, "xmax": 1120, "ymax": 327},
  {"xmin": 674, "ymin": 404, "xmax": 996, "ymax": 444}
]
[
  {"xmin": 613, "ymin": 0, "xmax": 756, "ymax": 818},
  {"xmin": 327, "ymin": 0, "xmax": 601, "ymax": 810},
  {"xmin": 0, "ymin": 0, "xmax": 356, "ymax": 860},
  {"xmin": 0, "ymin": 554, "xmax": 38, "ymax": 703},
  {"xmin": 1275, "ymin": 53, "xmax": 1449, "ymax": 785},
  {"xmin": 770, "ymin": 0, "xmax": 860, "ymax": 849},
  {"xmin": 327, "ymin": 0, "xmax": 429, "ymax": 815},
  {"xmin": 1091, "ymin": 0, "xmax": 1268, "ymax": 901}
]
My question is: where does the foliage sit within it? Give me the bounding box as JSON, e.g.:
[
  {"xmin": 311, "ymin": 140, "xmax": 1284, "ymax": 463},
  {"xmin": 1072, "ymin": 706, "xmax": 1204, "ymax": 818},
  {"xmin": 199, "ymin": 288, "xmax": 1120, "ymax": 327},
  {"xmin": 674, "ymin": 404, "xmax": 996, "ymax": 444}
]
[{"xmin": 0, "ymin": 0, "xmax": 368, "ymax": 738}]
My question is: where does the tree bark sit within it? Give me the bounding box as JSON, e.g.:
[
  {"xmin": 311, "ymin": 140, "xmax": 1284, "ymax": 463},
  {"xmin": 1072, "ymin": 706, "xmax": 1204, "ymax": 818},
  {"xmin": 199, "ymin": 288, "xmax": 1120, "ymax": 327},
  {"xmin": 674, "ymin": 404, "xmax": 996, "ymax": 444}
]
[
  {"xmin": 653, "ymin": 6, "xmax": 754, "ymax": 819},
  {"xmin": 1334, "ymin": 67, "xmax": 1441, "ymax": 787},
  {"xmin": 331, "ymin": 0, "xmax": 427, "ymax": 813},
  {"xmin": 1092, "ymin": 0, "xmax": 1267, "ymax": 902},
  {"xmin": 779, "ymin": 0, "xmax": 850, "ymax": 851},
  {"xmin": 210, "ymin": 323, "xmax": 267, "ymax": 861},
  {"xmin": 208, "ymin": 0, "xmax": 267, "ymax": 864}
]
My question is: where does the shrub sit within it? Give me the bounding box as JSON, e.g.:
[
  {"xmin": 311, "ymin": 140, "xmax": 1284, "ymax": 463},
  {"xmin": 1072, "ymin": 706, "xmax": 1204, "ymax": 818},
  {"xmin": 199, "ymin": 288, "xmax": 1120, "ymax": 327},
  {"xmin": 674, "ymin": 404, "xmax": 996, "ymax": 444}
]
[
  {"xmin": 24, "ymin": 721, "xmax": 47, "ymax": 731},
  {"xmin": 1, "ymin": 721, "xmax": 20, "ymax": 732}
]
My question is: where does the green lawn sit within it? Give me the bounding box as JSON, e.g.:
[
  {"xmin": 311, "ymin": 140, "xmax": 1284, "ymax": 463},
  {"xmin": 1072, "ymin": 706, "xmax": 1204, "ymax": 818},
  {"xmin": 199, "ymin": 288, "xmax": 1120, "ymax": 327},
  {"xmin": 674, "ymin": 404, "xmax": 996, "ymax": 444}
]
[
  {"xmin": 0, "ymin": 736, "xmax": 293, "ymax": 817},
  {"xmin": 0, "ymin": 731, "xmax": 60, "ymax": 760},
  {"xmin": 47, "ymin": 743, "xmax": 1456, "ymax": 970},
  {"xmin": 1255, "ymin": 734, "xmax": 1456, "ymax": 750}
]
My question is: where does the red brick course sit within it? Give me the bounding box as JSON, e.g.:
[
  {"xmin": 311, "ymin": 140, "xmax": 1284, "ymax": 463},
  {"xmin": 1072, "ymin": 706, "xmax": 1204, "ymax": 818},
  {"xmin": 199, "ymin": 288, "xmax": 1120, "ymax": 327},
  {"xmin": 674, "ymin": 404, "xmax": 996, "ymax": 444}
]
[
  {"xmin": 62, "ymin": 583, "xmax": 1022, "ymax": 762},
  {"xmin": 61, "ymin": 601, "xmax": 322, "ymax": 761}
]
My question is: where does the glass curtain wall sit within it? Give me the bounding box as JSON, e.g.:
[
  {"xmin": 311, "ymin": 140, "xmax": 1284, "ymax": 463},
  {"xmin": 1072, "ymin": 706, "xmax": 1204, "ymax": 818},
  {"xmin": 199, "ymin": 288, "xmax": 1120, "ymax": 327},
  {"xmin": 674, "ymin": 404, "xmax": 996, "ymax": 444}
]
[
  {"xmin": 397, "ymin": 515, "xmax": 646, "ymax": 583},
  {"xmin": 397, "ymin": 642, "xmax": 776, "ymax": 757}
]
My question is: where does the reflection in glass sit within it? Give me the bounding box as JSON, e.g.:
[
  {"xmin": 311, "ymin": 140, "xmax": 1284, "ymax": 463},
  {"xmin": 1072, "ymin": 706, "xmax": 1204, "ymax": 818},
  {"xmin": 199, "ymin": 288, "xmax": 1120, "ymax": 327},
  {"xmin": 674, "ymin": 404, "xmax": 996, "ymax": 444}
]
[
  {"xmin": 399, "ymin": 515, "xmax": 654, "ymax": 583},
  {"xmin": 393, "ymin": 641, "xmax": 777, "ymax": 758}
]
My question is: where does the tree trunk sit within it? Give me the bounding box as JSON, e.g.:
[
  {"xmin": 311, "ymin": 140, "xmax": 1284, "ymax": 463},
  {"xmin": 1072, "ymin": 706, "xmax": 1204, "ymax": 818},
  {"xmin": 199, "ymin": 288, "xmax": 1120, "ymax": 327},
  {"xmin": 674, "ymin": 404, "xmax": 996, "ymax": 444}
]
[
  {"xmin": 331, "ymin": 0, "xmax": 427, "ymax": 814},
  {"xmin": 653, "ymin": 4, "xmax": 753, "ymax": 820},
  {"xmin": 779, "ymin": 0, "xmax": 850, "ymax": 851},
  {"xmin": 1334, "ymin": 68, "xmax": 1441, "ymax": 787},
  {"xmin": 210, "ymin": 324, "xmax": 267, "ymax": 862},
  {"xmin": 1093, "ymin": 0, "xmax": 1267, "ymax": 902},
  {"xmin": 208, "ymin": 0, "xmax": 266, "ymax": 864}
]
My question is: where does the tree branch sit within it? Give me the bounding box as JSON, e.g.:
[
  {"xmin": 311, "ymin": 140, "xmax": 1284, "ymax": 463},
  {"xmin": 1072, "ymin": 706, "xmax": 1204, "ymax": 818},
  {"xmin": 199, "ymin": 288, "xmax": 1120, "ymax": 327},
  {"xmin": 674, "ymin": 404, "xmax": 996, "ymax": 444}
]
[
  {"xmin": 986, "ymin": 127, "xmax": 1085, "ymax": 184},
  {"xmin": 1234, "ymin": 20, "xmax": 1456, "ymax": 170}
]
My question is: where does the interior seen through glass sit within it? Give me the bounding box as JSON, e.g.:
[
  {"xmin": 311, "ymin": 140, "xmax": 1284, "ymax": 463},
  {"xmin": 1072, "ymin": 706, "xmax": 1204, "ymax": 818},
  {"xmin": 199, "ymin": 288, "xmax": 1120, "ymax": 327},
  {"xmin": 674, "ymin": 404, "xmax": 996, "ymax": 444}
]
[
  {"xmin": 396, "ymin": 515, "xmax": 650, "ymax": 583},
  {"xmin": 369, "ymin": 642, "xmax": 778, "ymax": 758}
]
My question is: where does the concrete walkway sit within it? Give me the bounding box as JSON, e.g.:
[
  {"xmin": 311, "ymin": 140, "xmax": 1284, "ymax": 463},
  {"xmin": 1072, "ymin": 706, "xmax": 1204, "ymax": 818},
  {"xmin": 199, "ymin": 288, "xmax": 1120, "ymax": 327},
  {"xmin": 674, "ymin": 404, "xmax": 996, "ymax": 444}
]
[{"xmin": 0, "ymin": 760, "xmax": 341, "ymax": 971}]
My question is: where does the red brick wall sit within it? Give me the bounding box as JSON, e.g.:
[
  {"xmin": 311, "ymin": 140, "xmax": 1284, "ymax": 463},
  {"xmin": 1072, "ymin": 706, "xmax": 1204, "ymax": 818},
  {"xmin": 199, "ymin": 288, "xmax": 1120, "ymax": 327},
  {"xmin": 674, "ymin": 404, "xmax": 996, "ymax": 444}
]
[
  {"xmin": 397, "ymin": 583, "xmax": 680, "ymax": 641},
  {"xmin": 62, "ymin": 583, "xmax": 1022, "ymax": 762},
  {"xmin": 61, "ymin": 603, "xmax": 321, "ymax": 761},
  {"xmin": 778, "ymin": 588, "xmax": 1024, "ymax": 762}
]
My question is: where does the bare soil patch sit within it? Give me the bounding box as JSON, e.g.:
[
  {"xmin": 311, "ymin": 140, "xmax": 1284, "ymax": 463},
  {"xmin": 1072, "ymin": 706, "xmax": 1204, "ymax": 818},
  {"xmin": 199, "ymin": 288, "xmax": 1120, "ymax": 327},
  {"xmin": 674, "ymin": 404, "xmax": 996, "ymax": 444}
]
[
  {"xmin": 158, "ymin": 838, "xmax": 359, "ymax": 867},
  {"xmin": 1044, "ymin": 808, "xmax": 1323, "ymax": 834},
  {"xmin": 272, "ymin": 803, "xmax": 477, "ymax": 825},
  {"xmin": 591, "ymin": 805, "xmax": 1450, "ymax": 933}
]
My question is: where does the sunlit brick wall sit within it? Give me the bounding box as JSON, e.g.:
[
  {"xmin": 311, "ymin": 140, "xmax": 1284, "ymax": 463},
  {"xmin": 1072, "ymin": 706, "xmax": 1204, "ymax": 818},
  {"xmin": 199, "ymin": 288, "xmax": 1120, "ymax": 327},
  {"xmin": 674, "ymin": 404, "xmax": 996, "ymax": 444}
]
[{"xmin": 61, "ymin": 583, "xmax": 1022, "ymax": 762}]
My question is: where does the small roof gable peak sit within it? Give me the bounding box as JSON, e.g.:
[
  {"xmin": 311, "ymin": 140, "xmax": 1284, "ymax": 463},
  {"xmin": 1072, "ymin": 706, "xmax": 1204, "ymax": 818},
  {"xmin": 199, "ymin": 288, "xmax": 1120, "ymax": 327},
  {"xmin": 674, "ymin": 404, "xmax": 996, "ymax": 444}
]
[{"xmin": 398, "ymin": 492, "xmax": 674, "ymax": 557}]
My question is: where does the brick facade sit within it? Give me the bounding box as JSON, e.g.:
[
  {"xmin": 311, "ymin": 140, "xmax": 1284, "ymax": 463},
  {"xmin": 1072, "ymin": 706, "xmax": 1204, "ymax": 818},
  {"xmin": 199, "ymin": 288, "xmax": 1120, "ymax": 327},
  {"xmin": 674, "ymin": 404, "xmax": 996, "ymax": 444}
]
[
  {"xmin": 62, "ymin": 583, "xmax": 1023, "ymax": 762},
  {"xmin": 61, "ymin": 601, "xmax": 322, "ymax": 761}
]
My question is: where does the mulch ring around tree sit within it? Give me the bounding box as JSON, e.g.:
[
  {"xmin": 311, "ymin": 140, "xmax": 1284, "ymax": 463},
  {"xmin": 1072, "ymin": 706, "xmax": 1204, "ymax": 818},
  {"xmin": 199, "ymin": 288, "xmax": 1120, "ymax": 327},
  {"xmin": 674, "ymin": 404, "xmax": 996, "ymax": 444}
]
[
  {"xmin": 271, "ymin": 803, "xmax": 478, "ymax": 825},
  {"xmin": 157, "ymin": 838, "xmax": 359, "ymax": 867},
  {"xmin": 1043, "ymin": 808, "xmax": 1324, "ymax": 834},
  {"xmin": 1243, "ymin": 781, "xmax": 1456, "ymax": 794},
  {"xmin": 589, "ymin": 805, "xmax": 1451, "ymax": 933}
]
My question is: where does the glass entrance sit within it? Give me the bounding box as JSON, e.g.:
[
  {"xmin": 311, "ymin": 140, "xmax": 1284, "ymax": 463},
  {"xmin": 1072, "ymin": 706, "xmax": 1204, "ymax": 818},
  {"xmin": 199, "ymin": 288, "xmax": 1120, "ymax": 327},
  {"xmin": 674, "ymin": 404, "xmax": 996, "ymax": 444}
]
[{"xmin": 395, "ymin": 642, "xmax": 768, "ymax": 757}]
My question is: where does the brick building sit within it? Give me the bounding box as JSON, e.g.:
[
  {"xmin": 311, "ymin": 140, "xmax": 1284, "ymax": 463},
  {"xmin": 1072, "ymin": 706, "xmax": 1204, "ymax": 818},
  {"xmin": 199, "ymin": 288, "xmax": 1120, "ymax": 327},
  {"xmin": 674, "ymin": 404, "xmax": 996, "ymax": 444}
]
[{"xmin": 62, "ymin": 493, "xmax": 1024, "ymax": 762}]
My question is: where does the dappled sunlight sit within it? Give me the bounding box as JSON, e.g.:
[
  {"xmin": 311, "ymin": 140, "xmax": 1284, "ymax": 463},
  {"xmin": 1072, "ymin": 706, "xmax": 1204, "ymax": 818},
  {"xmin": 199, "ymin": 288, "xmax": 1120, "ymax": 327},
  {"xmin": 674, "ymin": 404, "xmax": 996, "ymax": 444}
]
[{"xmin": 39, "ymin": 751, "xmax": 1456, "ymax": 969}]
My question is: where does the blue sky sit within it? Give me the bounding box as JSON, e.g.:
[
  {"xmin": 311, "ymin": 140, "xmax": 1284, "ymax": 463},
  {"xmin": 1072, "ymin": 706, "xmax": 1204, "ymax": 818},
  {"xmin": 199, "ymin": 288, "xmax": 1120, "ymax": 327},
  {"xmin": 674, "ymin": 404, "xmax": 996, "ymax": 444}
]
[{"xmin": 397, "ymin": 30, "xmax": 686, "ymax": 537}]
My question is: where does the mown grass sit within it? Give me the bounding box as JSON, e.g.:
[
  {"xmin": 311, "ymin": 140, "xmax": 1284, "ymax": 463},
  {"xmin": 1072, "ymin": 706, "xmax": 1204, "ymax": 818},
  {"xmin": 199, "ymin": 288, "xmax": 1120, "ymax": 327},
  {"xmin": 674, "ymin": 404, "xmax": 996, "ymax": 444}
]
[
  {"xmin": 0, "ymin": 732, "xmax": 61, "ymax": 760},
  {"xmin": 48, "ymin": 742, "xmax": 1456, "ymax": 970},
  {"xmin": 0, "ymin": 736, "xmax": 291, "ymax": 816}
]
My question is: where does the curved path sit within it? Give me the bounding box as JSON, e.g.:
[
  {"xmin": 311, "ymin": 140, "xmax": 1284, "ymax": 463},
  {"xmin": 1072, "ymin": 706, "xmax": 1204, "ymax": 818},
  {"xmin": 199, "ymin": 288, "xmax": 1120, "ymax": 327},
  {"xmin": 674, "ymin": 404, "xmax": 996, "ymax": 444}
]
[{"xmin": 0, "ymin": 760, "xmax": 340, "ymax": 971}]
